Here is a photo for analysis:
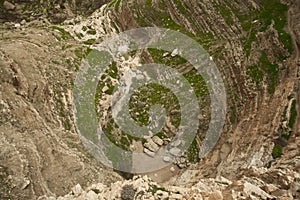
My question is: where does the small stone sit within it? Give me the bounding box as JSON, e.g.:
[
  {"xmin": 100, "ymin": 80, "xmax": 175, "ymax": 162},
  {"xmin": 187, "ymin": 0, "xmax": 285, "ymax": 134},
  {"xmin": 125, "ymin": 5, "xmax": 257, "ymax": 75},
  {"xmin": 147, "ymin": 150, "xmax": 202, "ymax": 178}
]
[
  {"xmin": 198, "ymin": 114, "xmax": 204, "ymax": 120},
  {"xmin": 14, "ymin": 23, "xmax": 21, "ymax": 28},
  {"xmin": 178, "ymin": 163, "xmax": 186, "ymax": 169},
  {"xmin": 144, "ymin": 139, "xmax": 159, "ymax": 152},
  {"xmin": 144, "ymin": 148, "xmax": 155, "ymax": 157},
  {"xmin": 152, "ymin": 136, "xmax": 164, "ymax": 146},
  {"xmin": 136, "ymin": 74, "xmax": 144, "ymax": 80},
  {"xmin": 179, "ymin": 157, "xmax": 186, "ymax": 163},
  {"xmin": 171, "ymin": 49, "xmax": 179, "ymax": 57},
  {"xmin": 263, "ymin": 184, "xmax": 278, "ymax": 193},
  {"xmin": 243, "ymin": 182, "xmax": 271, "ymax": 199},
  {"xmin": 170, "ymin": 167, "xmax": 175, "ymax": 172},
  {"xmin": 72, "ymin": 184, "xmax": 82, "ymax": 196},
  {"xmin": 163, "ymin": 138, "xmax": 171, "ymax": 145},
  {"xmin": 21, "ymin": 179, "xmax": 30, "ymax": 190},
  {"xmin": 169, "ymin": 147, "xmax": 181, "ymax": 156},
  {"xmin": 155, "ymin": 190, "xmax": 169, "ymax": 199},
  {"xmin": 162, "ymin": 52, "xmax": 169, "ymax": 57},
  {"xmin": 102, "ymin": 86, "xmax": 109, "ymax": 93},
  {"xmin": 86, "ymin": 190, "xmax": 98, "ymax": 200},
  {"xmin": 163, "ymin": 156, "xmax": 172, "ymax": 162},
  {"xmin": 20, "ymin": 19, "xmax": 26, "ymax": 25},
  {"xmin": 3, "ymin": 1, "xmax": 15, "ymax": 10},
  {"xmin": 169, "ymin": 193, "xmax": 182, "ymax": 199}
]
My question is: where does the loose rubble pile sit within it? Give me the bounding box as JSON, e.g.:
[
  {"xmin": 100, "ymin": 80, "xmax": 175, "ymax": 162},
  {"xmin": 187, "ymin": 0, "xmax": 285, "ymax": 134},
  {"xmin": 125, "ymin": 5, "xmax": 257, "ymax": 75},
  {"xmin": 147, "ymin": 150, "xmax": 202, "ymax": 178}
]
[
  {"xmin": 143, "ymin": 135, "xmax": 191, "ymax": 169},
  {"xmin": 39, "ymin": 162, "xmax": 300, "ymax": 200}
]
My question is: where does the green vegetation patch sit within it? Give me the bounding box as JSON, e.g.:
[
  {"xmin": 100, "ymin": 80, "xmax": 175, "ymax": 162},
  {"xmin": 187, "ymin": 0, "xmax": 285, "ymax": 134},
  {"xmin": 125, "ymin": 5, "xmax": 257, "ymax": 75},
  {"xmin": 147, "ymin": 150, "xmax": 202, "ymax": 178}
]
[
  {"xmin": 288, "ymin": 99, "xmax": 297, "ymax": 129},
  {"xmin": 108, "ymin": 0, "xmax": 122, "ymax": 12},
  {"xmin": 146, "ymin": 48, "xmax": 209, "ymax": 162},
  {"xmin": 272, "ymin": 144, "xmax": 282, "ymax": 159},
  {"xmin": 132, "ymin": 1, "xmax": 216, "ymax": 47},
  {"xmin": 147, "ymin": 48, "xmax": 209, "ymax": 97},
  {"xmin": 50, "ymin": 26, "xmax": 73, "ymax": 40},
  {"xmin": 187, "ymin": 139, "xmax": 200, "ymax": 163},
  {"xmin": 129, "ymin": 83, "xmax": 181, "ymax": 128},
  {"xmin": 83, "ymin": 38, "xmax": 96, "ymax": 45},
  {"xmin": 247, "ymin": 65, "xmax": 264, "ymax": 85},
  {"xmin": 217, "ymin": 4, "xmax": 234, "ymax": 25},
  {"xmin": 260, "ymin": 52, "xmax": 279, "ymax": 94},
  {"xmin": 87, "ymin": 29, "xmax": 97, "ymax": 35},
  {"xmin": 235, "ymin": 0, "xmax": 293, "ymax": 55},
  {"xmin": 247, "ymin": 51, "xmax": 279, "ymax": 94}
]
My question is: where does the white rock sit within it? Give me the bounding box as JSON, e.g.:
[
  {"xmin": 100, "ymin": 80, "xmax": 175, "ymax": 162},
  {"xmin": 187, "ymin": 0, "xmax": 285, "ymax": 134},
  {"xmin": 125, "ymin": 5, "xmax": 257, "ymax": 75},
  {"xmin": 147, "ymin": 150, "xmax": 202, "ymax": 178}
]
[
  {"xmin": 169, "ymin": 193, "xmax": 182, "ymax": 199},
  {"xmin": 21, "ymin": 179, "xmax": 30, "ymax": 190},
  {"xmin": 215, "ymin": 176, "xmax": 232, "ymax": 185},
  {"xmin": 102, "ymin": 85, "xmax": 109, "ymax": 93},
  {"xmin": 20, "ymin": 19, "xmax": 26, "ymax": 25},
  {"xmin": 178, "ymin": 163, "xmax": 187, "ymax": 169},
  {"xmin": 171, "ymin": 49, "xmax": 179, "ymax": 57},
  {"xmin": 136, "ymin": 74, "xmax": 144, "ymax": 80},
  {"xmin": 170, "ymin": 167, "xmax": 176, "ymax": 172},
  {"xmin": 86, "ymin": 190, "xmax": 98, "ymax": 200},
  {"xmin": 118, "ymin": 45, "xmax": 128, "ymax": 54},
  {"xmin": 144, "ymin": 148, "xmax": 155, "ymax": 157},
  {"xmin": 152, "ymin": 136, "xmax": 164, "ymax": 146},
  {"xmin": 163, "ymin": 156, "xmax": 172, "ymax": 162},
  {"xmin": 169, "ymin": 147, "xmax": 181, "ymax": 156},
  {"xmin": 144, "ymin": 139, "xmax": 159, "ymax": 152},
  {"xmin": 243, "ymin": 182, "xmax": 271, "ymax": 199},
  {"xmin": 162, "ymin": 52, "xmax": 169, "ymax": 57},
  {"xmin": 72, "ymin": 184, "xmax": 82, "ymax": 196},
  {"xmin": 14, "ymin": 23, "xmax": 21, "ymax": 28}
]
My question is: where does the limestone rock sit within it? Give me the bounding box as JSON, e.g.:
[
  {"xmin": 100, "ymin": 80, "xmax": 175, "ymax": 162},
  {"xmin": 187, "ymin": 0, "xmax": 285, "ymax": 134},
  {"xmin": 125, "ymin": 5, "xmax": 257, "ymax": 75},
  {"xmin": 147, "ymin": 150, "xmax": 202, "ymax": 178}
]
[
  {"xmin": 243, "ymin": 182, "xmax": 272, "ymax": 199},
  {"xmin": 155, "ymin": 190, "xmax": 169, "ymax": 199},
  {"xmin": 20, "ymin": 19, "xmax": 26, "ymax": 25},
  {"xmin": 171, "ymin": 49, "xmax": 179, "ymax": 57},
  {"xmin": 163, "ymin": 156, "xmax": 172, "ymax": 162},
  {"xmin": 102, "ymin": 85, "xmax": 109, "ymax": 93},
  {"xmin": 72, "ymin": 184, "xmax": 82, "ymax": 196},
  {"xmin": 152, "ymin": 135, "xmax": 164, "ymax": 146},
  {"xmin": 144, "ymin": 139, "xmax": 159, "ymax": 152},
  {"xmin": 169, "ymin": 147, "xmax": 181, "ymax": 156},
  {"xmin": 169, "ymin": 193, "xmax": 183, "ymax": 199},
  {"xmin": 144, "ymin": 147, "xmax": 155, "ymax": 157},
  {"xmin": 86, "ymin": 190, "xmax": 98, "ymax": 200}
]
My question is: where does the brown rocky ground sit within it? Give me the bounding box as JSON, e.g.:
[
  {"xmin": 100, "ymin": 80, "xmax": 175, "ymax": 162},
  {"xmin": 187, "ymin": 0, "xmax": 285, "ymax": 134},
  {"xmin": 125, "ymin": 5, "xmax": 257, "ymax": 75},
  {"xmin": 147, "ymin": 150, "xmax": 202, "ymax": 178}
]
[
  {"xmin": 0, "ymin": 23, "xmax": 122, "ymax": 199},
  {"xmin": 0, "ymin": 0, "xmax": 299, "ymax": 199}
]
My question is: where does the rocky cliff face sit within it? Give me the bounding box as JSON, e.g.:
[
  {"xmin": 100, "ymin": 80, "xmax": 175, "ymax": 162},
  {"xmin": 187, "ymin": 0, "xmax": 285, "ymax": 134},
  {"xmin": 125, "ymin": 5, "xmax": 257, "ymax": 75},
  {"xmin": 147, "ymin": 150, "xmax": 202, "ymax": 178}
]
[
  {"xmin": 0, "ymin": 0, "xmax": 110, "ymax": 23},
  {"xmin": 0, "ymin": 0, "xmax": 299, "ymax": 199}
]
